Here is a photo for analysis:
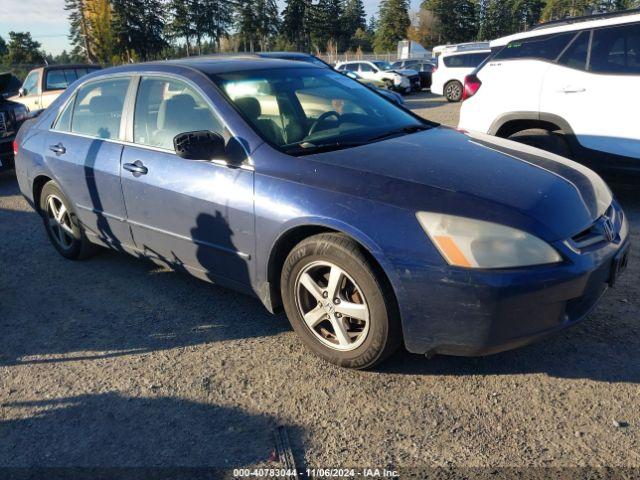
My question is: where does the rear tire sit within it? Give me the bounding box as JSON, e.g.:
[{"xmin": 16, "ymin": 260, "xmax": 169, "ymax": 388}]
[
  {"xmin": 508, "ymin": 129, "xmax": 571, "ymax": 158},
  {"xmin": 280, "ymin": 233, "xmax": 401, "ymax": 369},
  {"xmin": 444, "ymin": 80, "xmax": 463, "ymax": 102},
  {"xmin": 39, "ymin": 181, "xmax": 99, "ymax": 260}
]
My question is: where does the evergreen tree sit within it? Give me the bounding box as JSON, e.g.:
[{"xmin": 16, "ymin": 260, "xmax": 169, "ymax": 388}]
[
  {"xmin": 255, "ymin": 0, "xmax": 281, "ymax": 51},
  {"xmin": 0, "ymin": 35, "xmax": 7, "ymax": 59},
  {"xmin": 195, "ymin": 0, "xmax": 234, "ymax": 51},
  {"xmin": 374, "ymin": 0, "xmax": 410, "ymax": 52},
  {"xmin": 5, "ymin": 32, "xmax": 45, "ymax": 65},
  {"xmin": 367, "ymin": 14, "xmax": 378, "ymax": 35},
  {"xmin": 166, "ymin": 0, "xmax": 196, "ymax": 55},
  {"xmin": 343, "ymin": 0, "xmax": 367, "ymax": 41},
  {"xmin": 236, "ymin": 0, "xmax": 258, "ymax": 51},
  {"xmin": 112, "ymin": 0, "xmax": 165, "ymax": 61},
  {"xmin": 65, "ymin": 0, "xmax": 96, "ymax": 62},
  {"xmin": 282, "ymin": 0, "xmax": 310, "ymax": 51},
  {"xmin": 311, "ymin": 0, "xmax": 344, "ymax": 51},
  {"xmin": 541, "ymin": 0, "xmax": 592, "ymax": 20},
  {"xmin": 422, "ymin": 0, "xmax": 479, "ymax": 43}
]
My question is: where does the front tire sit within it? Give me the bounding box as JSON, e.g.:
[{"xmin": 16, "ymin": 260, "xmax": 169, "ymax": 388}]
[
  {"xmin": 39, "ymin": 181, "xmax": 98, "ymax": 260},
  {"xmin": 444, "ymin": 80, "xmax": 463, "ymax": 102},
  {"xmin": 280, "ymin": 233, "xmax": 401, "ymax": 369},
  {"xmin": 508, "ymin": 129, "xmax": 571, "ymax": 158}
]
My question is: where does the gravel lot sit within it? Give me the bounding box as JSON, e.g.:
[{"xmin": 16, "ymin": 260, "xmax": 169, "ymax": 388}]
[{"xmin": 1, "ymin": 94, "xmax": 639, "ymax": 475}]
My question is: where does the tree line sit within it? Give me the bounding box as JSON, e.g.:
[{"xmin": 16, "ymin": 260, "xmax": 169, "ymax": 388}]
[{"xmin": 1, "ymin": 0, "xmax": 639, "ymax": 73}]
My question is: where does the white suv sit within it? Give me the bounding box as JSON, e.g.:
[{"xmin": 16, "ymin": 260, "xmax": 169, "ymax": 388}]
[
  {"xmin": 431, "ymin": 49, "xmax": 490, "ymax": 102},
  {"xmin": 335, "ymin": 61, "xmax": 420, "ymax": 93},
  {"xmin": 459, "ymin": 11, "xmax": 640, "ymax": 174}
]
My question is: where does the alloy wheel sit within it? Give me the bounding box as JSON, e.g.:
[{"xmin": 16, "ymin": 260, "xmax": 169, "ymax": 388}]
[
  {"xmin": 294, "ymin": 260, "xmax": 370, "ymax": 352},
  {"xmin": 446, "ymin": 82, "xmax": 461, "ymax": 100},
  {"xmin": 45, "ymin": 194, "xmax": 75, "ymax": 250}
]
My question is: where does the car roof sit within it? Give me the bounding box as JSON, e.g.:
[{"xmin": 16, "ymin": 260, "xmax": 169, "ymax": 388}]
[
  {"xmin": 441, "ymin": 49, "xmax": 491, "ymax": 57},
  {"xmin": 44, "ymin": 64, "xmax": 101, "ymax": 71},
  {"xmin": 96, "ymin": 55, "xmax": 320, "ymax": 77},
  {"xmin": 492, "ymin": 12, "xmax": 640, "ymax": 48}
]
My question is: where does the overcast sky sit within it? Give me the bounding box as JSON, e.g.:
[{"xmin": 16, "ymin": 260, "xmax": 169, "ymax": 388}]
[{"xmin": 1, "ymin": 0, "xmax": 421, "ymax": 56}]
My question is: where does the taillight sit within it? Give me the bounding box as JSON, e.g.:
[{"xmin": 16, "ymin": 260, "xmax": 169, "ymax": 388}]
[
  {"xmin": 12, "ymin": 140, "xmax": 19, "ymax": 156},
  {"xmin": 462, "ymin": 74, "xmax": 482, "ymax": 101}
]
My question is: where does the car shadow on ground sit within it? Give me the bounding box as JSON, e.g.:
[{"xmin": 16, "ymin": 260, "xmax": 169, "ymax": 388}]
[
  {"xmin": 0, "ymin": 392, "xmax": 302, "ymax": 470},
  {"xmin": 1, "ymin": 168, "xmax": 290, "ymax": 366}
]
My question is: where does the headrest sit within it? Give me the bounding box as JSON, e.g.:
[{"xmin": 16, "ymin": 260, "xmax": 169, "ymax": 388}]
[
  {"xmin": 234, "ymin": 97, "xmax": 261, "ymax": 120},
  {"xmin": 90, "ymin": 96, "xmax": 120, "ymax": 114},
  {"xmin": 157, "ymin": 94, "xmax": 198, "ymax": 130}
]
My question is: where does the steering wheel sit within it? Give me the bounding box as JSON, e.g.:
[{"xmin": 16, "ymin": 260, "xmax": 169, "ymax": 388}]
[{"xmin": 308, "ymin": 111, "xmax": 341, "ymax": 136}]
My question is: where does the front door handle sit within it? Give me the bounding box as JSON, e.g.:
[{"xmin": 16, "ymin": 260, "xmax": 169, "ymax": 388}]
[
  {"xmin": 49, "ymin": 143, "xmax": 66, "ymax": 155},
  {"xmin": 559, "ymin": 86, "xmax": 586, "ymax": 94},
  {"xmin": 123, "ymin": 160, "xmax": 148, "ymax": 176}
]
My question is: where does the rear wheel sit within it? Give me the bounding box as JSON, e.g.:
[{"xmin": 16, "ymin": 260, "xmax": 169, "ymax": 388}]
[
  {"xmin": 39, "ymin": 181, "xmax": 98, "ymax": 260},
  {"xmin": 444, "ymin": 80, "xmax": 463, "ymax": 102},
  {"xmin": 508, "ymin": 129, "xmax": 571, "ymax": 158},
  {"xmin": 281, "ymin": 233, "xmax": 401, "ymax": 369}
]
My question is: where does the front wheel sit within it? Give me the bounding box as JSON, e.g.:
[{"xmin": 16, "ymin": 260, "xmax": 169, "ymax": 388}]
[
  {"xmin": 280, "ymin": 233, "xmax": 401, "ymax": 369},
  {"xmin": 444, "ymin": 80, "xmax": 463, "ymax": 102}
]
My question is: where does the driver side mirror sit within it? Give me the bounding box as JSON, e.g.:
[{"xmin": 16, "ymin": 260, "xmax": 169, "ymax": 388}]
[
  {"xmin": 174, "ymin": 131, "xmax": 226, "ymax": 161},
  {"xmin": 18, "ymin": 87, "xmax": 26, "ymax": 97}
]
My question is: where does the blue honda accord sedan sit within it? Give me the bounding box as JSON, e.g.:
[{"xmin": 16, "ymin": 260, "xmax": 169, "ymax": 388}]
[{"xmin": 14, "ymin": 57, "xmax": 630, "ymax": 368}]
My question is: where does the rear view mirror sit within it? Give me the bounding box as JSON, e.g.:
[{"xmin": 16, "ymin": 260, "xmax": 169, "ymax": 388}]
[{"xmin": 174, "ymin": 130, "xmax": 226, "ymax": 161}]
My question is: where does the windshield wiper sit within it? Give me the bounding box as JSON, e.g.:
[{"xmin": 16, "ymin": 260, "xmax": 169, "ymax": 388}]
[
  {"xmin": 367, "ymin": 124, "xmax": 430, "ymax": 143},
  {"xmin": 285, "ymin": 140, "xmax": 367, "ymax": 156}
]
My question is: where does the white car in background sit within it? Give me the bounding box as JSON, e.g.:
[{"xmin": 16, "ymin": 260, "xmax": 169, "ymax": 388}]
[
  {"xmin": 431, "ymin": 49, "xmax": 490, "ymax": 102},
  {"xmin": 458, "ymin": 10, "xmax": 640, "ymax": 175},
  {"xmin": 335, "ymin": 60, "xmax": 420, "ymax": 93}
]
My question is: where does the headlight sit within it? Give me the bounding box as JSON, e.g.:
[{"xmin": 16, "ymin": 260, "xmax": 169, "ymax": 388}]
[
  {"xmin": 416, "ymin": 212, "xmax": 562, "ymax": 269},
  {"xmin": 14, "ymin": 105, "xmax": 29, "ymax": 123},
  {"xmin": 393, "ymin": 75, "xmax": 403, "ymax": 86}
]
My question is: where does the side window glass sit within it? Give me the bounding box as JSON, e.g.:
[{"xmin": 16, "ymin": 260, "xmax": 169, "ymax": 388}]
[
  {"xmin": 495, "ymin": 32, "xmax": 575, "ymax": 61},
  {"xmin": 345, "ymin": 63, "xmax": 358, "ymax": 71},
  {"xmin": 46, "ymin": 70, "xmax": 69, "ymax": 90},
  {"xmin": 53, "ymin": 95, "xmax": 75, "ymax": 132},
  {"xmin": 22, "ymin": 71, "xmax": 40, "ymax": 96},
  {"xmin": 134, "ymin": 77, "xmax": 223, "ymax": 150},
  {"xmin": 559, "ymin": 31, "xmax": 590, "ymax": 70},
  {"xmin": 444, "ymin": 55, "xmax": 464, "ymax": 67},
  {"xmin": 64, "ymin": 69, "xmax": 79, "ymax": 84},
  {"xmin": 591, "ymin": 24, "xmax": 640, "ymax": 74},
  {"xmin": 71, "ymin": 77, "xmax": 130, "ymax": 139},
  {"xmin": 360, "ymin": 63, "xmax": 374, "ymax": 73}
]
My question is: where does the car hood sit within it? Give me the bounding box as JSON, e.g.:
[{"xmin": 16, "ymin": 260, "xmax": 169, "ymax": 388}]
[{"xmin": 310, "ymin": 127, "xmax": 612, "ymax": 241}]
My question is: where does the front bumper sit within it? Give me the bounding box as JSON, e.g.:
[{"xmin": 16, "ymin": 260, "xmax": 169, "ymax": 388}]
[{"xmin": 397, "ymin": 211, "xmax": 630, "ymax": 356}]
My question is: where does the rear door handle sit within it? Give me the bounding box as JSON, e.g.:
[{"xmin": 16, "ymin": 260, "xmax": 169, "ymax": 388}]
[
  {"xmin": 123, "ymin": 160, "xmax": 148, "ymax": 176},
  {"xmin": 49, "ymin": 143, "xmax": 66, "ymax": 155}
]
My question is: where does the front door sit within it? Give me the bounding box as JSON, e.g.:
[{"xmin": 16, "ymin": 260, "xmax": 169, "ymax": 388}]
[
  {"xmin": 45, "ymin": 76, "xmax": 134, "ymax": 248},
  {"xmin": 120, "ymin": 76, "xmax": 255, "ymax": 287}
]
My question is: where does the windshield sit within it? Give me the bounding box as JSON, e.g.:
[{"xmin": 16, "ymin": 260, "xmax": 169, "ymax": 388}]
[
  {"xmin": 210, "ymin": 67, "xmax": 429, "ymax": 155},
  {"xmin": 372, "ymin": 61, "xmax": 392, "ymax": 71}
]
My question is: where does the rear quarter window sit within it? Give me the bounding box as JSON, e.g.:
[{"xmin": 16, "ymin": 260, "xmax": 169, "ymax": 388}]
[{"xmin": 590, "ymin": 23, "xmax": 640, "ymax": 74}]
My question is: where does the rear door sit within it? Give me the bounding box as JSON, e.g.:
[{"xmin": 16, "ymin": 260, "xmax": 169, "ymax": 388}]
[
  {"xmin": 45, "ymin": 76, "xmax": 134, "ymax": 247},
  {"xmin": 120, "ymin": 75, "xmax": 255, "ymax": 287},
  {"xmin": 541, "ymin": 23, "xmax": 640, "ymax": 159}
]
